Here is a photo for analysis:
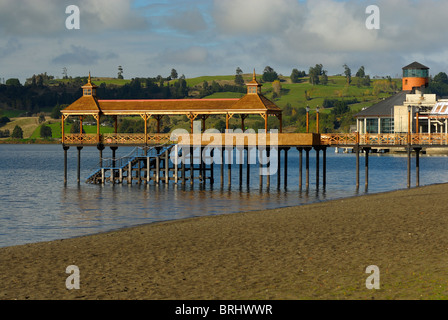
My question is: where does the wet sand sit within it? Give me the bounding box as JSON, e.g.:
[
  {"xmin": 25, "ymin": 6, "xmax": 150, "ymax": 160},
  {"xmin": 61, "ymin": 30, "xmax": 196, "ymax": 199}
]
[{"xmin": 1, "ymin": 184, "xmax": 448, "ymax": 300}]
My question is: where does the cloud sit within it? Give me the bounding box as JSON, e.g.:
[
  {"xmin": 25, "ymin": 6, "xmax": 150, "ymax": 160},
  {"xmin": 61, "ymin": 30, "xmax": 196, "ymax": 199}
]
[
  {"xmin": 165, "ymin": 8, "xmax": 207, "ymax": 33},
  {"xmin": 52, "ymin": 45, "xmax": 118, "ymax": 65},
  {"xmin": 0, "ymin": 0, "xmax": 147, "ymax": 37},
  {"xmin": 213, "ymin": 0, "xmax": 303, "ymax": 35}
]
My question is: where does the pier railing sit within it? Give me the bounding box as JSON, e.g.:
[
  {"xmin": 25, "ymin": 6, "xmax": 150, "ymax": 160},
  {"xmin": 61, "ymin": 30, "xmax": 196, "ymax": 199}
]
[{"xmin": 63, "ymin": 132, "xmax": 448, "ymax": 147}]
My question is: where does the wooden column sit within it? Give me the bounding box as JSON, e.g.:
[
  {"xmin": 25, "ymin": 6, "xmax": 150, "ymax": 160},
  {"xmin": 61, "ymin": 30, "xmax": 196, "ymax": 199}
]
[
  {"xmin": 76, "ymin": 147, "xmax": 82, "ymax": 184},
  {"xmin": 297, "ymin": 147, "xmax": 303, "ymax": 190},
  {"xmin": 315, "ymin": 147, "xmax": 320, "ymax": 189},
  {"xmin": 61, "ymin": 115, "xmax": 66, "ymax": 144},
  {"xmin": 364, "ymin": 147, "xmax": 371, "ymax": 190},
  {"xmin": 407, "ymin": 146, "xmax": 411, "ymax": 189},
  {"xmin": 322, "ymin": 147, "xmax": 326, "ymax": 189},
  {"xmin": 415, "ymin": 147, "xmax": 421, "ymax": 187},
  {"xmin": 355, "ymin": 145, "xmax": 360, "ymax": 190},
  {"xmin": 246, "ymin": 147, "xmax": 250, "ymax": 187},
  {"xmin": 284, "ymin": 147, "xmax": 289, "ymax": 188},
  {"xmin": 221, "ymin": 147, "xmax": 224, "ymax": 187},
  {"xmin": 79, "ymin": 116, "xmax": 83, "ymax": 134},
  {"xmin": 266, "ymin": 148, "xmax": 270, "ymax": 188},
  {"xmin": 305, "ymin": 147, "xmax": 311, "ymax": 190},
  {"xmin": 95, "ymin": 113, "xmax": 101, "ymax": 144},
  {"xmin": 63, "ymin": 145, "xmax": 69, "ymax": 184},
  {"xmin": 277, "ymin": 147, "xmax": 281, "ymax": 189}
]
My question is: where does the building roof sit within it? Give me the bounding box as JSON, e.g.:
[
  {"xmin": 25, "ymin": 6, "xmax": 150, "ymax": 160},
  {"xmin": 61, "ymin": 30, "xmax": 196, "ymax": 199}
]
[
  {"xmin": 429, "ymin": 101, "xmax": 448, "ymax": 117},
  {"xmin": 402, "ymin": 61, "xmax": 429, "ymax": 70},
  {"xmin": 62, "ymin": 95, "xmax": 101, "ymax": 115},
  {"xmin": 62, "ymin": 74, "xmax": 282, "ymax": 116},
  {"xmin": 355, "ymin": 91, "xmax": 409, "ymax": 118}
]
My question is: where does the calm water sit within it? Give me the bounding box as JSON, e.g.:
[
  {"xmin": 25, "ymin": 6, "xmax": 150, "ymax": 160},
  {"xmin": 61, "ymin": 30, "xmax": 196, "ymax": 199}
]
[{"xmin": 1, "ymin": 144, "xmax": 448, "ymax": 248}]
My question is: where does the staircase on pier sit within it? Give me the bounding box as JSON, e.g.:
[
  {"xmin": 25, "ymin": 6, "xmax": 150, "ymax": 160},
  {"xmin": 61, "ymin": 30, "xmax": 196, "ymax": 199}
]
[{"xmin": 86, "ymin": 145, "xmax": 214, "ymax": 185}]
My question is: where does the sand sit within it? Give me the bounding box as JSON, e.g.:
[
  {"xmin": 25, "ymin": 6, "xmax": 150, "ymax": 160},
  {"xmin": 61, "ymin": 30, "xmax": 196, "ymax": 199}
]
[{"xmin": 1, "ymin": 184, "xmax": 448, "ymax": 300}]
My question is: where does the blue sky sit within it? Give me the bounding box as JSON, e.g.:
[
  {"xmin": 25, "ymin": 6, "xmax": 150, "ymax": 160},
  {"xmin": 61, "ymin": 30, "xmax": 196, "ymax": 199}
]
[{"xmin": 0, "ymin": 0, "xmax": 447, "ymax": 83}]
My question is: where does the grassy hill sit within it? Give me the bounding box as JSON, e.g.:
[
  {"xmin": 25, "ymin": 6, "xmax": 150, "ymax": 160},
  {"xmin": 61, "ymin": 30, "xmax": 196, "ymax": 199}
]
[{"xmin": 0, "ymin": 73, "xmax": 401, "ymax": 141}]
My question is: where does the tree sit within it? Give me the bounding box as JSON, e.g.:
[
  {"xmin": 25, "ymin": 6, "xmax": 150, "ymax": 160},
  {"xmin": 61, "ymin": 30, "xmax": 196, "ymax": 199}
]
[
  {"xmin": 343, "ymin": 64, "xmax": 352, "ymax": 84},
  {"xmin": 272, "ymin": 80, "xmax": 282, "ymax": 98},
  {"xmin": 262, "ymin": 66, "xmax": 278, "ymax": 82},
  {"xmin": 356, "ymin": 66, "xmax": 365, "ymax": 78},
  {"xmin": 433, "ymin": 72, "xmax": 448, "ymax": 84},
  {"xmin": 118, "ymin": 66, "xmax": 124, "ymax": 79},
  {"xmin": 0, "ymin": 116, "xmax": 10, "ymax": 126},
  {"xmin": 5, "ymin": 78, "xmax": 21, "ymax": 86},
  {"xmin": 235, "ymin": 67, "xmax": 244, "ymax": 86},
  {"xmin": 62, "ymin": 67, "xmax": 68, "ymax": 79},
  {"xmin": 40, "ymin": 124, "xmax": 52, "ymax": 138},
  {"xmin": 308, "ymin": 66, "xmax": 320, "ymax": 85},
  {"xmin": 290, "ymin": 68, "xmax": 300, "ymax": 83},
  {"xmin": 38, "ymin": 113, "xmax": 46, "ymax": 124},
  {"xmin": 320, "ymin": 70, "xmax": 328, "ymax": 85},
  {"xmin": 11, "ymin": 125, "xmax": 23, "ymax": 139},
  {"xmin": 170, "ymin": 68, "xmax": 178, "ymax": 80}
]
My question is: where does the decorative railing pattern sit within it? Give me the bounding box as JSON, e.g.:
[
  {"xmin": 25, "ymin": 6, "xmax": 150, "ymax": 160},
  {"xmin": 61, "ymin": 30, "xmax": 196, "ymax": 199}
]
[
  {"xmin": 64, "ymin": 133, "xmax": 174, "ymax": 145},
  {"xmin": 63, "ymin": 133, "xmax": 448, "ymax": 146}
]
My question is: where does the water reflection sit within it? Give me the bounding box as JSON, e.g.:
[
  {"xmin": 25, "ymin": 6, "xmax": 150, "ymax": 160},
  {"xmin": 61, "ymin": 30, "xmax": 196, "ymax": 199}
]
[{"xmin": 1, "ymin": 144, "xmax": 448, "ymax": 247}]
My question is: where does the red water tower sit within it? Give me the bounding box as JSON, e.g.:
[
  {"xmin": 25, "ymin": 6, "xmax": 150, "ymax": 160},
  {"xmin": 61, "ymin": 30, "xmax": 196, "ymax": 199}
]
[{"xmin": 402, "ymin": 61, "xmax": 429, "ymax": 91}]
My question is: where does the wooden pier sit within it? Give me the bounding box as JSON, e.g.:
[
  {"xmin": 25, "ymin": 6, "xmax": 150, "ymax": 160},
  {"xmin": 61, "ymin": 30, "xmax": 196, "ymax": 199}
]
[{"xmin": 60, "ymin": 74, "xmax": 448, "ymax": 190}]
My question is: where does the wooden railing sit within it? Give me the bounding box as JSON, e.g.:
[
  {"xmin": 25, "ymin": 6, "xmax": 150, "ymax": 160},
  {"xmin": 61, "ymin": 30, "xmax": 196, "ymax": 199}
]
[
  {"xmin": 63, "ymin": 133, "xmax": 173, "ymax": 145},
  {"xmin": 321, "ymin": 133, "xmax": 448, "ymax": 146},
  {"xmin": 63, "ymin": 132, "xmax": 448, "ymax": 147}
]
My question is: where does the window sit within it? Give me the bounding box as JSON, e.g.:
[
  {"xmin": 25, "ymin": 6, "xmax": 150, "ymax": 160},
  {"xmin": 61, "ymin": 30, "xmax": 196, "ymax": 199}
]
[
  {"xmin": 366, "ymin": 118, "xmax": 379, "ymax": 133},
  {"xmin": 380, "ymin": 118, "xmax": 394, "ymax": 133}
]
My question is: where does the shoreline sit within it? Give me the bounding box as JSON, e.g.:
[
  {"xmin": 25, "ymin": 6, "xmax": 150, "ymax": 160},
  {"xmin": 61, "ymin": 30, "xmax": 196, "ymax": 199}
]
[{"xmin": 1, "ymin": 183, "xmax": 448, "ymax": 299}]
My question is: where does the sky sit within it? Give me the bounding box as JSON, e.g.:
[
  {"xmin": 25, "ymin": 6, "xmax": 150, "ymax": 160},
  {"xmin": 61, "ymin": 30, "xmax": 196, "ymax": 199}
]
[{"xmin": 0, "ymin": 0, "xmax": 447, "ymax": 84}]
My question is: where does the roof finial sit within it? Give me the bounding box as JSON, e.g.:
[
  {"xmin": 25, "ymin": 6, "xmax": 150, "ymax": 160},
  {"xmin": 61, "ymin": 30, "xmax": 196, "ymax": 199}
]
[
  {"xmin": 253, "ymin": 69, "xmax": 256, "ymax": 81},
  {"xmin": 88, "ymin": 71, "xmax": 91, "ymax": 83}
]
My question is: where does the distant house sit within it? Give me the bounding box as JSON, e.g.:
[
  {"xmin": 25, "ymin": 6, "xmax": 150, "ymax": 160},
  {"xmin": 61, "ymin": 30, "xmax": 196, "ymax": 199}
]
[{"xmin": 355, "ymin": 62, "xmax": 437, "ymax": 134}]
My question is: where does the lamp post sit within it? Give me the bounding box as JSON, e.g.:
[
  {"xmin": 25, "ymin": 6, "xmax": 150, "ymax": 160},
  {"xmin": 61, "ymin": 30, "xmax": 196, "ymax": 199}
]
[
  {"xmin": 316, "ymin": 106, "xmax": 320, "ymax": 133},
  {"xmin": 306, "ymin": 105, "xmax": 310, "ymax": 133},
  {"xmin": 407, "ymin": 105, "xmax": 412, "ymax": 144}
]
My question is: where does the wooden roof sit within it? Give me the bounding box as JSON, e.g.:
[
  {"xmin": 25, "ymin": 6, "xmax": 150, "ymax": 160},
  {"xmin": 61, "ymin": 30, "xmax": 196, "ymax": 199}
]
[{"xmin": 62, "ymin": 75, "xmax": 282, "ymax": 116}]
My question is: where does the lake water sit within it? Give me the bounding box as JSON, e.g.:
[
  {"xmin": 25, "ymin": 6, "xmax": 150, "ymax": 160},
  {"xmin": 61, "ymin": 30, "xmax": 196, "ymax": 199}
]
[{"xmin": 1, "ymin": 144, "xmax": 448, "ymax": 248}]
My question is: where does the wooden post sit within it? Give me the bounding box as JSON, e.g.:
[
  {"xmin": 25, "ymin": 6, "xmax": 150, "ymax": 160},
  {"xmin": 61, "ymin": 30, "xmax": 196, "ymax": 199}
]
[
  {"xmin": 415, "ymin": 147, "xmax": 421, "ymax": 187},
  {"xmin": 315, "ymin": 147, "xmax": 320, "ymax": 189},
  {"xmin": 246, "ymin": 147, "xmax": 250, "ymax": 187},
  {"xmin": 221, "ymin": 147, "xmax": 224, "ymax": 187},
  {"xmin": 182, "ymin": 147, "xmax": 186, "ymax": 186},
  {"xmin": 128, "ymin": 162, "xmax": 132, "ymax": 184},
  {"xmin": 322, "ymin": 147, "xmax": 326, "ymax": 189},
  {"xmin": 364, "ymin": 147, "xmax": 370, "ymax": 190},
  {"xmin": 239, "ymin": 147, "xmax": 243, "ymax": 188},
  {"xmin": 284, "ymin": 147, "xmax": 289, "ymax": 188},
  {"xmin": 228, "ymin": 148, "xmax": 232, "ymax": 187},
  {"xmin": 147, "ymin": 156, "xmax": 150, "ymax": 184},
  {"xmin": 62, "ymin": 115, "xmax": 66, "ymax": 144},
  {"xmin": 356, "ymin": 145, "xmax": 360, "ymax": 190},
  {"xmin": 156, "ymin": 154, "xmax": 160, "ymax": 184},
  {"xmin": 305, "ymin": 147, "xmax": 311, "ymax": 190},
  {"xmin": 407, "ymin": 146, "xmax": 411, "ymax": 189},
  {"xmin": 210, "ymin": 148, "xmax": 214, "ymax": 185},
  {"xmin": 277, "ymin": 147, "xmax": 281, "ymax": 189},
  {"xmin": 165, "ymin": 149, "xmax": 169, "ymax": 185},
  {"xmin": 266, "ymin": 148, "xmax": 270, "ymax": 188},
  {"xmin": 190, "ymin": 146, "xmax": 194, "ymax": 185},
  {"xmin": 264, "ymin": 114, "xmax": 268, "ymax": 132},
  {"xmin": 297, "ymin": 147, "xmax": 303, "ymax": 190},
  {"xmin": 63, "ymin": 145, "xmax": 69, "ymax": 184},
  {"xmin": 259, "ymin": 147, "xmax": 263, "ymax": 189},
  {"xmin": 96, "ymin": 113, "xmax": 101, "ymax": 144},
  {"xmin": 226, "ymin": 113, "xmax": 230, "ymax": 131},
  {"xmin": 77, "ymin": 147, "xmax": 82, "ymax": 184},
  {"xmin": 174, "ymin": 144, "xmax": 179, "ymax": 184}
]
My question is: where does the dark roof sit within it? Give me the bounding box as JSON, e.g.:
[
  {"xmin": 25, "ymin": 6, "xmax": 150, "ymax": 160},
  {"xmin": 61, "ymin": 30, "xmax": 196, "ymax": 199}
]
[
  {"xmin": 355, "ymin": 91, "xmax": 410, "ymax": 118},
  {"xmin": 402, "ymin": 61, "xmax": 429, "ymax": 70}
]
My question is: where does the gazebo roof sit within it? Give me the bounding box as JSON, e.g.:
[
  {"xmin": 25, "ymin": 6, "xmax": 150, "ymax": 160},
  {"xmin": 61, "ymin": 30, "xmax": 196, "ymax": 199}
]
[{"xmin": 62, "ymin": 76, "xmax": 282, "ymax": 116}]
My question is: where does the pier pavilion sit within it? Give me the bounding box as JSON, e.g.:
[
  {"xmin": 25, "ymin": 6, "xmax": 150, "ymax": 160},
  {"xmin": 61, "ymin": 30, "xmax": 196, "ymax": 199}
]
[{"xmin": 61, "ymin": 70, "xmax": 283, "ymax": 145}]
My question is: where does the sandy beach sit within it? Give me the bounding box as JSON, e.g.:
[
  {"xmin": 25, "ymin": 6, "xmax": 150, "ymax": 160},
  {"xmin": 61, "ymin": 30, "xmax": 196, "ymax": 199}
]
[{"xmin": 1, "ymin": 183, "xmax": 448, "ymax": 300}]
